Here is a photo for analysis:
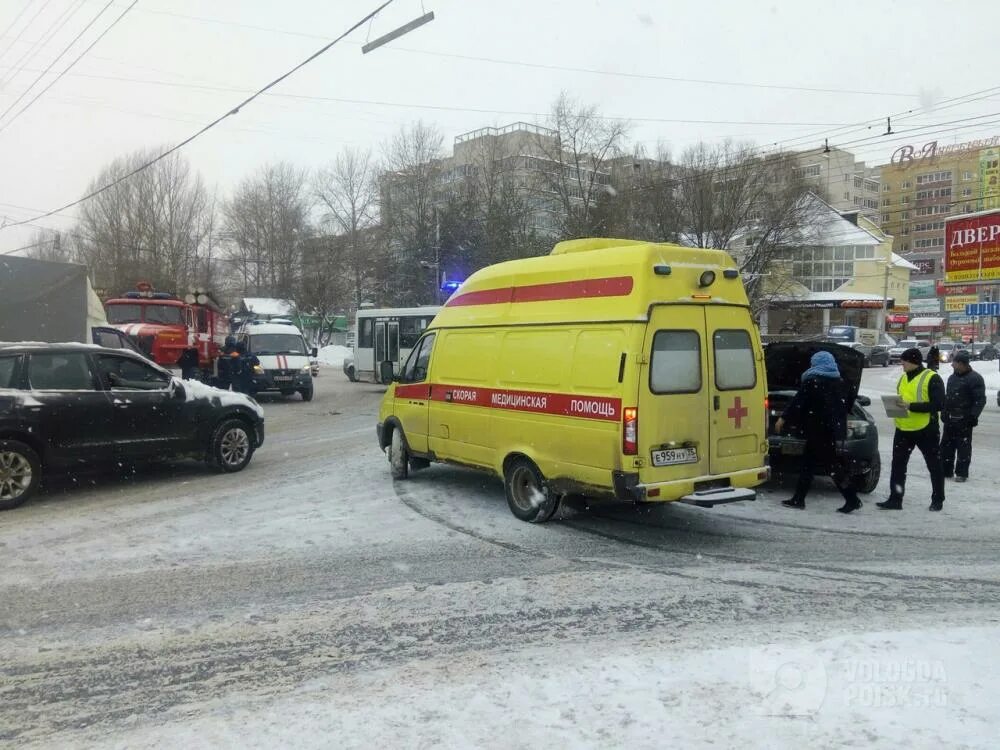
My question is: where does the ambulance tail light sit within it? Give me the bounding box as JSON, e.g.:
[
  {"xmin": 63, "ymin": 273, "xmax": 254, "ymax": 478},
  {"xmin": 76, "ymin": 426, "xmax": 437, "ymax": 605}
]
[{"xmin": 623, "ymin": 407, "xmax": 638, "ymax": 455}]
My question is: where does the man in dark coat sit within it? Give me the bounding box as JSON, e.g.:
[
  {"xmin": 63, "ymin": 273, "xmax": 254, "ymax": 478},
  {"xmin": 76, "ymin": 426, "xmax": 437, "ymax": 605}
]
[
  {"xmin": 940, "ymin": 350, "xmax": 986, "ymax": 483},
  {"xmin": 774, "ymin": 350, "xmax": 862, "ymax": 514},
  {"xmin": 233, "ymin": 341, "xmax": 259, "ymax": 396},
  {"xmin": 877, "ymin": 348, "xmax": 946, "ymax": 511},
  {"xmin": 215, "ymin": 336, "xmax": 238, "ymax": 390},
  {"xmin": 926, "ymin": 345, "xmax": 941, "ymax": 372},
  {"xmin": 176, "ymin": 348, "xmax": 200, "ymax": 381}
]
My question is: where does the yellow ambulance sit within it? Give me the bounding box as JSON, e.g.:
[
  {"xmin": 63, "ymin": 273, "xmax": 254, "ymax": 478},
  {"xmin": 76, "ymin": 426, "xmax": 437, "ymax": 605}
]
[{"xmin": 376, "ymin": 238, "xmax": 770, "ymax": 522}]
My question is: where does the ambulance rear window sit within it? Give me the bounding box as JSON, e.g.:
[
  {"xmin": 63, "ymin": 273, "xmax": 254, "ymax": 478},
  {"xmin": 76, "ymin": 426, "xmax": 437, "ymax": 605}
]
[
  {"xmin": 650, "ymin": 330, "xmax": 701, "ymax": 394},
  {"xmin": 713, "ymin": 330, "xmax": 756, "ymax": 390}
]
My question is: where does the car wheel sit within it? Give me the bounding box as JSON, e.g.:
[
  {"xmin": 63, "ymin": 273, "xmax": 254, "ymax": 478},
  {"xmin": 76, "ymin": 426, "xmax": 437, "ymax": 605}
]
[
  {"xmin": 855, "ymin": 453, "xmax": 881, "ymax": 495},
  {"xmin": 503, "ymin": 456, "xmax": 560, "ymax": 523},
  {"xmin": 388, "ymin": 428, "xmax": 409, "ymax": 480},
  {"xmin": 210, "ymin": 419, "xmax": 255, "ymax": 473},
  {"xmin": 347, "ymin": 366, "xmax": 357, "ymax": 382},
  {"xmin": 0, "ymin": 440, "xmax": 41, "ymax": 511},
  {"xmin": 299, "ymin": 386, "xmax": 313, "ymax": 402}
]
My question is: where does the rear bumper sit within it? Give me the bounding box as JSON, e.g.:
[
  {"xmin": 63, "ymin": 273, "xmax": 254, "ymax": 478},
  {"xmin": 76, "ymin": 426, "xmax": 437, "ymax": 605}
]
[
  {"xmin": 252, "ymin": 371, "xmax": 312, "ymax": 391},
  {"xmin": 618, "ymin": 465, "xmax": 769, "ymax": 505}
]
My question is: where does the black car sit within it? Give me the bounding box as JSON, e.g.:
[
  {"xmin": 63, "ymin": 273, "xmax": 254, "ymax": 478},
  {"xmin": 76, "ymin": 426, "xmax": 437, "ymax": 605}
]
[
  {"xmin": 765, "ymin": 342, "xmax": 881, "ymax": 494},
  {"xmin": 838, "ymin": 342, "xmax": 890, "ymax": 368},
  {"xmin": 0, "ymin": 343, "xmax": 265, "ymax": 510}
]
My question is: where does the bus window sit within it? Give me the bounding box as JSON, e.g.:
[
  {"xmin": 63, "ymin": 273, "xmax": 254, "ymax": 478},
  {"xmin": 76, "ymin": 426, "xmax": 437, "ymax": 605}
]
[
  {"xmin": 359, "ymin": 318, "xmax": 374, "ymax": 348},
  {"xmin": 400, "ymin": 317, "xmax": 423, "ymax": 348}
]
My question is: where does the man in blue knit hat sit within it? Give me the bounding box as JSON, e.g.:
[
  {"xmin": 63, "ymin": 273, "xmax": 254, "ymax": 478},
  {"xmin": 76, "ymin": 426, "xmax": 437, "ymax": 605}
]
[{"xmin": 774, "ymin": 350, "xmax": 862, "ymax": 514}]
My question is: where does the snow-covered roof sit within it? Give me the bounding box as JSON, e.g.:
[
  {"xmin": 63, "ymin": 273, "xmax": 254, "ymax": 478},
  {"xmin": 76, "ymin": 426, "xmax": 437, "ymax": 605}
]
[
  {"xmin": 891, "ymin": 253, "xmax": 919, "ymax": 271},
  {"xmin": 242, "ymin": 297, "xmax": 294, "ymax": 317}
]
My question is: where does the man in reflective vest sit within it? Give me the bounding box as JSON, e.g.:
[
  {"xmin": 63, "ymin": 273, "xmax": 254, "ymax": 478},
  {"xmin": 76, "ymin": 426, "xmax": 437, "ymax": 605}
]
[{"xmin": 878, "ymin": 348, "xmax": 946, "ymax": 511}]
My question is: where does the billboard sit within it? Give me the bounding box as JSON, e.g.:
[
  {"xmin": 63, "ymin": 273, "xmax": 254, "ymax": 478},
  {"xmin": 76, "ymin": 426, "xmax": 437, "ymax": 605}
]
[
  {"xmin": 909, "ymin": 280, "xmax": 936, "ymax": 299},
  {"xmin": 982, "ymin": 148, "xmax": 1000, "ymax": 212},
  {"xmin": 944, "ymin": 210, "xmax": 1000, "ymax": 283},
  {"xmin": 945, "ymin": 295, "xmax": 978, "ymax": 312},
  {"xmin": 911, "ymin": 258, "xmax": 935, "ymax": 276}
]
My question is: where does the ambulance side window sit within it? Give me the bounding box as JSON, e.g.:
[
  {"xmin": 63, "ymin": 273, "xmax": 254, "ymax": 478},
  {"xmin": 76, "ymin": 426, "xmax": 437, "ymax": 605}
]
[
  {"xmin": 713, "ymin": 330, "xmax": 757, "ymax": 390},
  {"xmin": 650, "ymin": 331, "xmax": 701, "ymax": 394},
  {"xmin": 402, "ymin": 333, "xmax": 436, "ymax": 383}
]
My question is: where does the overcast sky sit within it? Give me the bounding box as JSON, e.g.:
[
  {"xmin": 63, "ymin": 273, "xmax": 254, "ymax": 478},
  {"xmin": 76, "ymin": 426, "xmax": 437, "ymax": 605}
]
[{"xmin": 1, "ymin": 0, "xmax": 999, "ymax": 253}]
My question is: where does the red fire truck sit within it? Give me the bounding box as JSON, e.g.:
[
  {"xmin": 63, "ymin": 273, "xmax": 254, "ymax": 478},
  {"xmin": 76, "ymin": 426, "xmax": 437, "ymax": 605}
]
[{"xmin": 104, "ymin": 282, "xmax": 229, "ymax": 373}]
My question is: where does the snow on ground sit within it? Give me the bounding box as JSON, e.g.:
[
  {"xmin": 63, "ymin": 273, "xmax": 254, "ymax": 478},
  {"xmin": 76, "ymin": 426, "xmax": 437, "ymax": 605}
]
[
  {"xmin": 318, "ymin": 344, "xmax": 351, "ymax": 366},
  {"xmin": 83, "ymin": 625, "xmax": 1000, "ymax": 750}
]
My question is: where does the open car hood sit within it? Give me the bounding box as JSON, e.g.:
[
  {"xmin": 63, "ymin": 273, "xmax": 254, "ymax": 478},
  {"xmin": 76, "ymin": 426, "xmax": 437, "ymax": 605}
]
[{"xmin": 764, "ymin": 341, "xmax": 864, "ymax": 404}]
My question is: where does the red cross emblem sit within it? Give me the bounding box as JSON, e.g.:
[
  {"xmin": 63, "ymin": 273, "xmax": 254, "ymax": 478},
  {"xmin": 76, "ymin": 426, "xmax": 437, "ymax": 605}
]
[{"xmin": 727, "ymin": 396, "xmax": 749, "ymax": 428}]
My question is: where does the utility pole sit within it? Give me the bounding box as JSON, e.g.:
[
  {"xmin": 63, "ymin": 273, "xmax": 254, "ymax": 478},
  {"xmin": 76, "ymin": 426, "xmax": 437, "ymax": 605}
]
[{"xmin": 880, "ymin": 259, "xmax": 891, "ymax": 342}]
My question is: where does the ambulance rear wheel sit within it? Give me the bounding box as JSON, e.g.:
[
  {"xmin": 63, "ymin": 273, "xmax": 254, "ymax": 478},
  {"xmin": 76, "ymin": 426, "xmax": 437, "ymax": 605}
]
[
  {"xmin": 388, "ymin": 428, "xmax": 409, "ymax": 480},
  {"xmin": 503, "ymin": 456, "xmax": 560, "ymax": 523}
]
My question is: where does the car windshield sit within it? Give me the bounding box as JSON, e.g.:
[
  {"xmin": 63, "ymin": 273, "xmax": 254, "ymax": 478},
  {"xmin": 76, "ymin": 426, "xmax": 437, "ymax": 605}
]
[
  {"xmin": 105, "ymin": 304, "xmax": 142, "ymax": 324},
  {"xmin": 937, "ymin": 343, "xmax": 954, "ymax": 351},
  {"xmin": 249, "ymin": 333, "xmax": 306, "ymax": 355}
]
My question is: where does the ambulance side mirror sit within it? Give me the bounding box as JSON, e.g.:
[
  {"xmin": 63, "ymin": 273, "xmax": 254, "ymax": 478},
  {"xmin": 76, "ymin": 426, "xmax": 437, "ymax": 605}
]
[{"xmin": 310, "ymin": 347, "xmax": 318, "ymax": 358}]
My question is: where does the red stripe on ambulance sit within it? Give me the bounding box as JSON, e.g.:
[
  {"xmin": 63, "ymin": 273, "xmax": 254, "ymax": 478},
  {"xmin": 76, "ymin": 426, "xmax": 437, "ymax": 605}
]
[
  {"xmin": 445, "ymin": 276, "xmax": 633, "ymax": 307},
  {"xmin": 397, "ymin": 384, "xmax": 623, "ymax": 421}
]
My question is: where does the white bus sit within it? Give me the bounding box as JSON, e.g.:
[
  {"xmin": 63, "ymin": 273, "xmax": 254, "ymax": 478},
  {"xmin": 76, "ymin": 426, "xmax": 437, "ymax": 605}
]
[{"xmin": 354, "ymin": 306, "xmax": 441, "ymax": 383}]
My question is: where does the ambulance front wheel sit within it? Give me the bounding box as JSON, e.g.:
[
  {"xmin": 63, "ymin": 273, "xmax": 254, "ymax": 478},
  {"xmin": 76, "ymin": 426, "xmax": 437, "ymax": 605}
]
[
  {"xmin": 388, "ymin": 428, "xmax": 409, "ymax": 480},
  {"xmin": 503, "ymin": 456, "xmax": 560, "ymax": 523}
]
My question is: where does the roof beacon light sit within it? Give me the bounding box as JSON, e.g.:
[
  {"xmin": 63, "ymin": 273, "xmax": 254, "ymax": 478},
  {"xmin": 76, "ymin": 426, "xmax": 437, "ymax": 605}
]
[
  {"xmin": 699, "ymin": 270, "xmax": 716, "ymax": 288},
  {"xmin": 723, "ymin": 269, "xmax": 739, "ymax": 279}
]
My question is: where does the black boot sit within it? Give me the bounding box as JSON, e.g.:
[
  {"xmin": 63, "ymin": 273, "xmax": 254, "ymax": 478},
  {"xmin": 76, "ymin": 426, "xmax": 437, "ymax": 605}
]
[
  {"xmin": 781, "ymin": 499, "xmax": 805, "ymax": 509},
  {"xmin": 929, "ymin": 502, "xmax": 943, "ymax": 511},
  {"xmin": 877, "ymin": 499, "xmax": 903, "ymax": 510},
  {"xmin": 837, "ymin": 499, "xmax": 862, "ymax": 514}
]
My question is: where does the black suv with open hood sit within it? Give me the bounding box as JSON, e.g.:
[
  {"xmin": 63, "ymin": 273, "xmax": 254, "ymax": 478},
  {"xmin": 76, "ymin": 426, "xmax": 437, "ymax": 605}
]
[{"xmin": 764, "ymin": 341, "xmax": 880, "ymax": 494}]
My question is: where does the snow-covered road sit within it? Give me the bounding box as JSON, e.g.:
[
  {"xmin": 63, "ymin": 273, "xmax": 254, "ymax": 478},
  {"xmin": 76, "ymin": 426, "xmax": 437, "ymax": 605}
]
[{"xmin": 2, "ymin": 363, "xmax": 999, "ymax": 748}]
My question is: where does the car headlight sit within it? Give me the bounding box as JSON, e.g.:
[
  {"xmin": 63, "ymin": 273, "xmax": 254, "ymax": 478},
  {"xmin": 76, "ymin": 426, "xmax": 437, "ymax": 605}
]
[
  {"xmin": 847, "ymin": 419, "xmax": 869, "ymax": 439},
  {"xmin": 300, "ymin": 365, "xmax": 312, "ymax": 373},
  {"xmin": 253, "ymin": 364, "xmax": 264, "ymax": 374}
]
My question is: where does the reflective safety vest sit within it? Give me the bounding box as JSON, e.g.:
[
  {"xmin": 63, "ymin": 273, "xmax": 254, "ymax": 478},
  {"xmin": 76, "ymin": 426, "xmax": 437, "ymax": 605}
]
[{"xmin": 895, "ymin": 369, "xmax": 933, "ymax": 431}]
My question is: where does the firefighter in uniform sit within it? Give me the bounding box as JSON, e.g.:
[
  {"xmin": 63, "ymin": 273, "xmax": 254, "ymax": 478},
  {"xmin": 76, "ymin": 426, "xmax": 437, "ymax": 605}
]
[{"xmin": 878, "ymin": 348, "xmax": 946, "ymax": 512}]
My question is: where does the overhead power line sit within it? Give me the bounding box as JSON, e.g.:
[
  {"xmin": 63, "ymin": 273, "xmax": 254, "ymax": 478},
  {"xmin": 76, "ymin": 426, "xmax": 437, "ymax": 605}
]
[
  {"xmin": 0, "ymin": 0, "xmax": 398, "ymax": 232},
  {"xmin": 0, "ymin": 0, "xmax": 137, "ymax": 134},
  {"xmin": 133, "ymin": 6, "xmax": 917, "ymax": 98},
  {"xmin": 0, "ymin": 64, "xmax": 861, "ymax": 127},
  {"xmin": 0, "ymin": 0, "xmax": 117, "ymax": 126},
  {"xmin": 0, "ymin": 0, "xmax": 36, "ymax": 63},
  {"xmin": 0, "ymin": 0, "xmax": 82, "ymax": 91}
]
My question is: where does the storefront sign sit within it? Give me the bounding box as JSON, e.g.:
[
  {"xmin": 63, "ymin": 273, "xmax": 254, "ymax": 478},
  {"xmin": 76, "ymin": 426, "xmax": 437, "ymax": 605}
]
[
  {"xmin": 944, "ymin": 210, "xmax": 1000, "ymax": 283},
  {"xmin": 891, "ymin": 137, "xmax": 1000, "ymax": 165},
  {"xmin": 982, "ymin": 148, "xmax": 1000, "ymax": 212},
  {"xmin": 911, "ymin": 258, "xmax": 936, "ymax": 276},
  {"xmin": 910, "ymin": 298, "xmax": 942, "ymax": 313},
  {"xmin": 910, "ymin": 280, "xmax": 937, "ymax": 299},
  {"xmin": 936, "ymin": 281, "xmax": 978, "ymax": 296}
]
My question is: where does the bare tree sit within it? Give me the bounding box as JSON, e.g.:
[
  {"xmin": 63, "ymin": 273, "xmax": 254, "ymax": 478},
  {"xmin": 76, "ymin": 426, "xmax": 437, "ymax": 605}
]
[
  {"xmin": 74, "ymin": 150, "xmax": 214, "ymax": 295},
  {"xmin": 314, "ymin": 148, "xmax": 379, "ymax": 310},
  {"xmin": 674, "ymin": 142, "xmax": 810, "ymax": 317},
  {"xmin": 222, "ymin": 163, "xmax": 312, "ymax": 299},
  {"xmin": 22, "ymin": 229, "xmax": 75, "ymax": 263},
  {"xmin": 533, "ymin": 93, "xmax": 629, "ymax": 238},
  {"xmin": 378, "ymin": 121, "xmax": 445, "ymax": 305}
]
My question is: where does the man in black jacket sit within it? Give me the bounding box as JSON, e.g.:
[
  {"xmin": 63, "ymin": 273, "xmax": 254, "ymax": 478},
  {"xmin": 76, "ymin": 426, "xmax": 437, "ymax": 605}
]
[
  {"xmin": 940, "ymin": 350, "xmax": 986, "ymax": 483},
  {"xmin": 774, "ymin": 350, "xmax": 862, "ymax": 514},
  {"xmin": 878, "ymin": 348, "xmax": 946, "ymax": 511}
]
